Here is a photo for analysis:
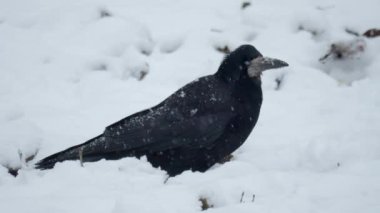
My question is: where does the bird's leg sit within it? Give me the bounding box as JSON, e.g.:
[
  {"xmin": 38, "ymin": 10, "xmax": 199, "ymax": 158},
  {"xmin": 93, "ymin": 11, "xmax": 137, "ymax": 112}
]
[
  {"xmin": 79, "ymin": 147, "xmax": 84, "ymax": 167},
  {"xmin": 163, "ymin": 175, "xmax": 170, "ymax": 184}
]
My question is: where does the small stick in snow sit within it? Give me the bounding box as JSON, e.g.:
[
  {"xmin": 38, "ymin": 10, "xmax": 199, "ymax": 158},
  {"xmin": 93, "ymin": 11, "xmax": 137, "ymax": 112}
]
[
  {"xmin": 216, "ymin": 46, "xmax": 231, "ymax": 54},
  {"xmin": 99, "ymin": 8, "xmax": 112, "ymax": 18},
  {"xmin": 275, "ymin": 74, "xmax": 286, "ymax": 91},
  {"xmin": 345, "ymin": 28, "xmax": 360, "ymax": 37},
  {"xmin": 240, "ymin": 191, "xmax": 245, "ymax": 203},
  {"xmin": 18, "ymin": 149, "xmax": 23, "ymax": 161},
  {"xmin": 241, "ymin": 2, "xmax": 251, "ymax": 10},
  {"xmin": 199, "ymin": 197, "xmax": 213, "ymax": 210}
]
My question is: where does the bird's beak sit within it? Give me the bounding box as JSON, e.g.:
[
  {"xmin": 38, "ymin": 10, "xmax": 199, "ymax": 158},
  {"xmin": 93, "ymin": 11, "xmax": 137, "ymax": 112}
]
[{"xmin": 248, "ymin": 56, "xmax": 289, "ymax": 77}]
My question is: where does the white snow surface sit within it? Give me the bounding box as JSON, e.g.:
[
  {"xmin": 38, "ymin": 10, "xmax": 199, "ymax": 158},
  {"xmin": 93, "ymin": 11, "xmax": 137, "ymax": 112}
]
[{"xmin": 1, "ymin": 0, "xmax": 380, "ymax": 212}]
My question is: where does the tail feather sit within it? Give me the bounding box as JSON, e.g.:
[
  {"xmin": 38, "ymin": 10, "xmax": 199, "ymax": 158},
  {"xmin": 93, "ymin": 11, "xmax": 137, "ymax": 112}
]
[{"xmin": 35, "ymin": 134, "xmax": 104, "ymax": 170}]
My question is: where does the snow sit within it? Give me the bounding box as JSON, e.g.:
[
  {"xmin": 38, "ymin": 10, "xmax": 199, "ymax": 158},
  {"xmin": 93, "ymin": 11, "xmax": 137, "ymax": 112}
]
[
  {"xmin": 190, "ymin": 109, "xmax": 198, "ymax": 116},
  {"xmin": 1, "ymin": 0, "xmax": 380, "ymax": 212},
  {"xmin": 179, "ymin": 90, "xmax": 186, "ymax": 98}
]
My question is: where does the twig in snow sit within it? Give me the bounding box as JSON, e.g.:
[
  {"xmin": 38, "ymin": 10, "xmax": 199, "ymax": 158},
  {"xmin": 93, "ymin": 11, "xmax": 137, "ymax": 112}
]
[
  {"xmin": 241, "ymin": 2, "xmax": 251, "ymax": 10},
  {"xmin": 99, "ymin": 8, "xmax": 112, "ymax": 18},
  {"xmin": 240, "ymin": 191, "xmax": 245, "ymax": 203},
  {"xmin": 215, "ymin": 46, "xmax": 231, "ymax": 54},
  {"xmin": 345, "ymin": 28, "xmax": 360, "ymax": 37},
  {"xmin": 199, "ymin": 197, "xmax": 214, "ymax": 210},
  {"xmin": 275, "ymin": 73, "xmax": 286, "ymax": 90}
]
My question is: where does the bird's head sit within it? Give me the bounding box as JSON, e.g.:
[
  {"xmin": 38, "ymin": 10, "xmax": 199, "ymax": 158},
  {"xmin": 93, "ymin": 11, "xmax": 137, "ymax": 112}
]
[{"xmin": 216, "ymin": 44, "xmax": 288, "ymax": 82}]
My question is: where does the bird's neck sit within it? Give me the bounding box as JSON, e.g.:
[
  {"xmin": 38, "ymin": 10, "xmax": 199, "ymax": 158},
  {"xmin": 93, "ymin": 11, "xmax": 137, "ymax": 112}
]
[
  {"xmin": 215, "ymin": 58, "xmax": 242, "ymax": 83},
  {"xmin": 234, "ymin": 76, "xmax": 263, "ymax": 103}
]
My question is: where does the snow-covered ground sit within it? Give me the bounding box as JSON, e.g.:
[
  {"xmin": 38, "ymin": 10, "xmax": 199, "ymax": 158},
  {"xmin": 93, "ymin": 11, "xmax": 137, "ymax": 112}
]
[{"xmin": 1, "ymin": 0, "xmax": 380, "ymax": 212}]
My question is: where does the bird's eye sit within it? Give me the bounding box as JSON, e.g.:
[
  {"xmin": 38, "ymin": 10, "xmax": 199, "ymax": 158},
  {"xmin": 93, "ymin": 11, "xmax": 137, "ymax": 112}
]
[{"xmin": 244, "ymin": 61, "xmax": 251, "ymax": 66}]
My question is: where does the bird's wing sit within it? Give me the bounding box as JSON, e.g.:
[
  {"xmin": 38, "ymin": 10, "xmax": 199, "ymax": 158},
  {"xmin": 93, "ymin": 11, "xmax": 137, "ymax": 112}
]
[
  {"xmin": 79, "ymin": 76, "xmax": 235, "ymax": 156},
  {"xmin": 82, "ymin": 105, "xmax": 235, "ymax": 156}
]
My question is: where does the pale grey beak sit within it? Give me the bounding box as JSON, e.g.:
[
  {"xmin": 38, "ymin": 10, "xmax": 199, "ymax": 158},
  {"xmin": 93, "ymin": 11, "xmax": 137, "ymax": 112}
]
[{"xmin": 248, "ymin": 56, "xmax": 289, "ymax": 77}]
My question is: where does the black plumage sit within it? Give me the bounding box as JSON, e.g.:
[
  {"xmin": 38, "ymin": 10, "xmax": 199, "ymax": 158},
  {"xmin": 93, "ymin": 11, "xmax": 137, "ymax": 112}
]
[{"xmin": 35, "ymin": 45, "xmax": 288, "ymax": 176}]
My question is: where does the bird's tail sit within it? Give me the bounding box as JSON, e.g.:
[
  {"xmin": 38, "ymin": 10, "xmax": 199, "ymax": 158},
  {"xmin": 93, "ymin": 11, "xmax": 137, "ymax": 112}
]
[{"xmin": 35, "ymin": 134, "xmax": 104, "ymax": 170}]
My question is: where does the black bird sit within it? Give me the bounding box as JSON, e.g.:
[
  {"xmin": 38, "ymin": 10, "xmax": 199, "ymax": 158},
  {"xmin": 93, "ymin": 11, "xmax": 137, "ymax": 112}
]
[{"xmin": 35, "ymin": 45, "xmax": 288, "ymax": 176}]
